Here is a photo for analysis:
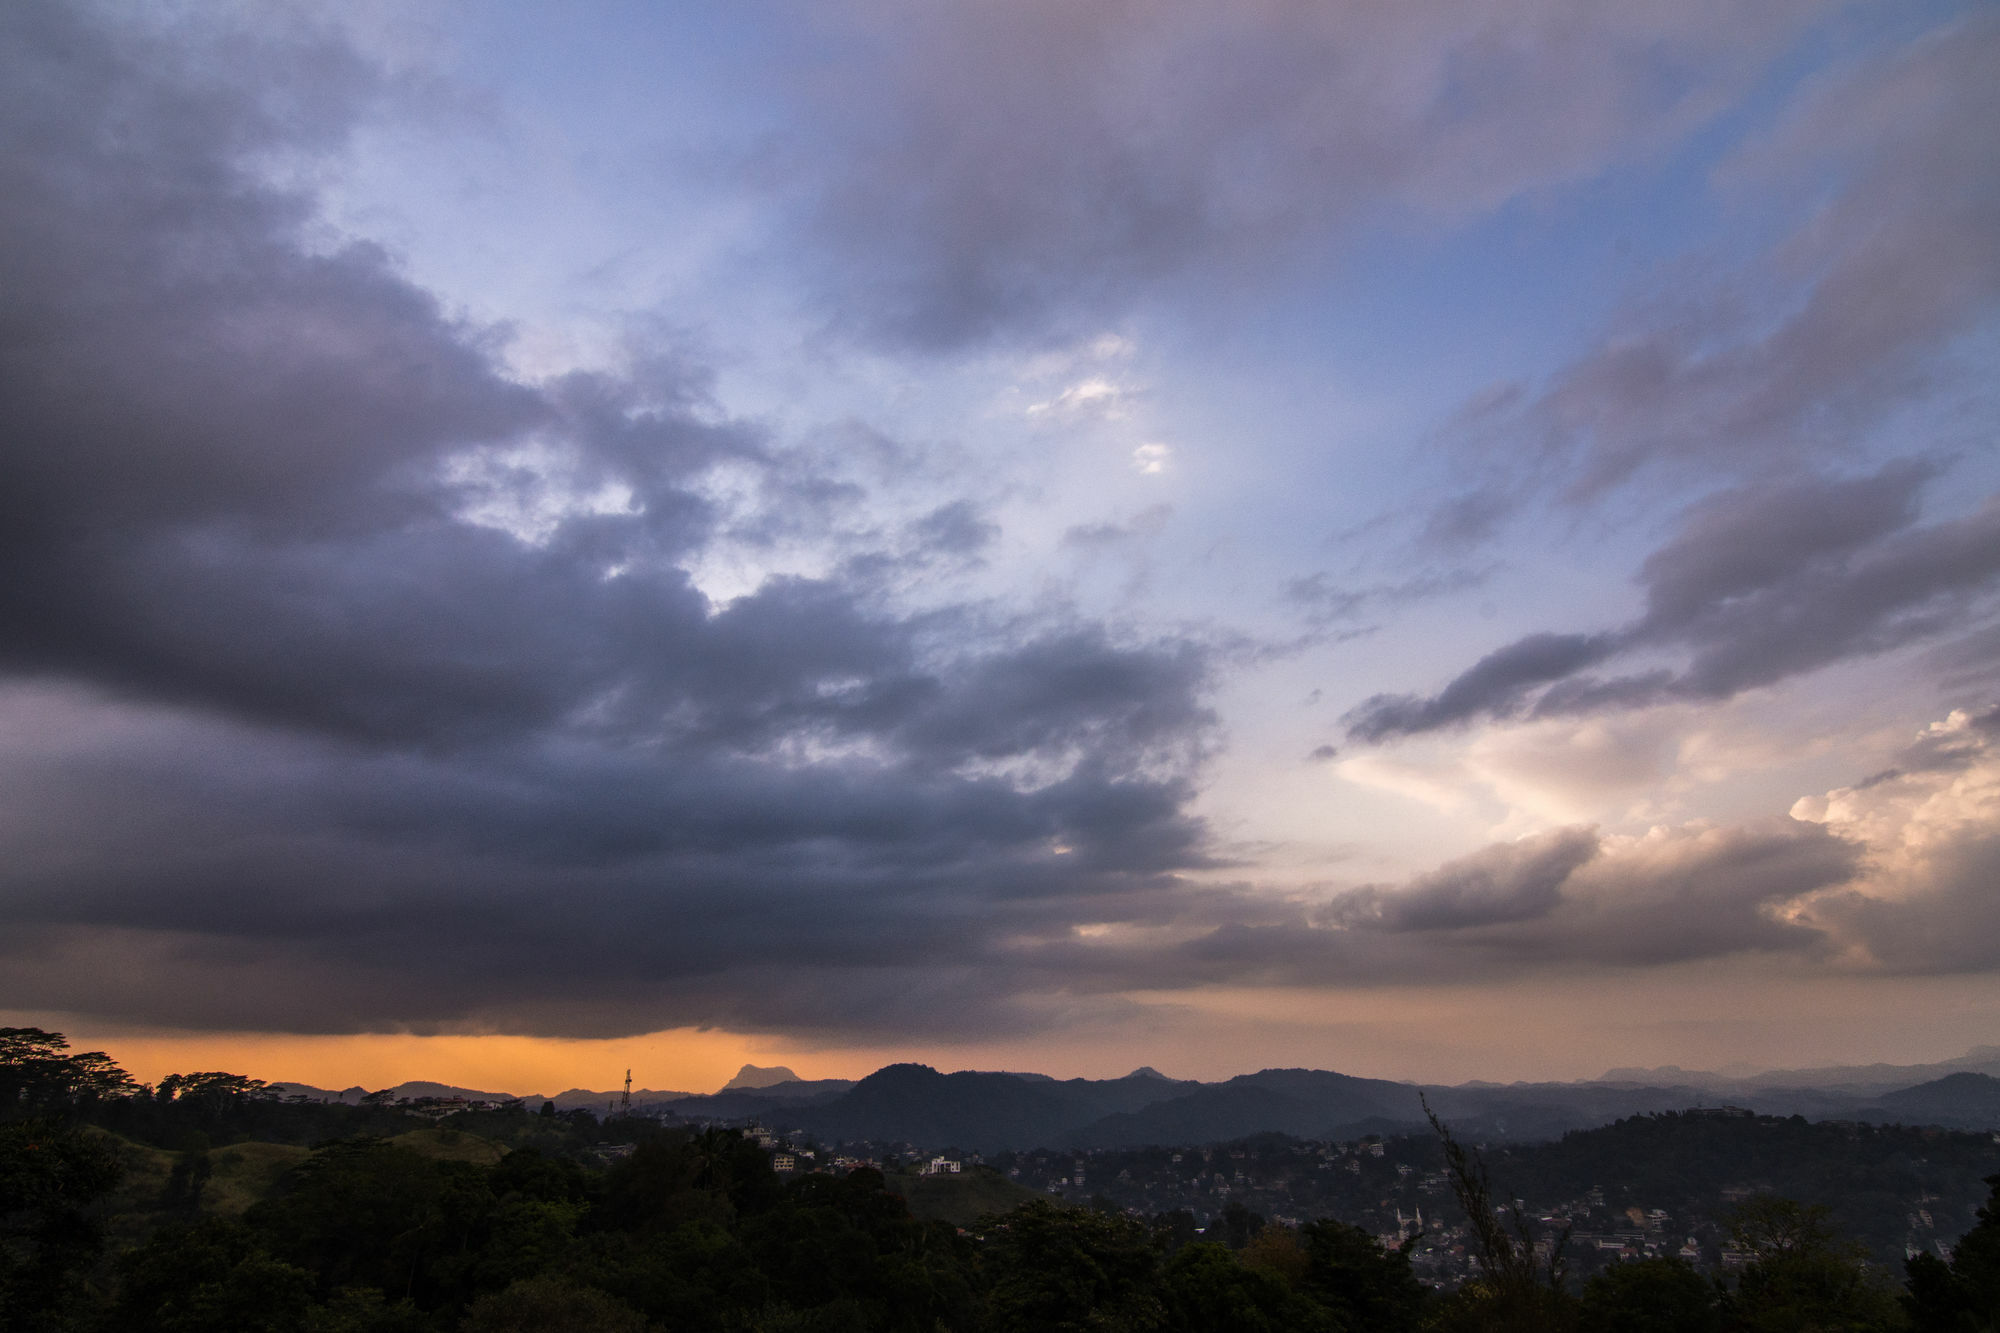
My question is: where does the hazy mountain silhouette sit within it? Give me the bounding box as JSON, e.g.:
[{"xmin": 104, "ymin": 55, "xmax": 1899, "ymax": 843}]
[
  {"xmin": 730, "ymin": 1054, "xmax": 2000, "ymax": 1151},
  {"xmin": 1601, "ymin": 1046, "xmax": 2000, "ymax": 1095},
  {"xmin": 1067, "ymin": 1068, "xmax": 1425, "ymax": 1147},
  {"xmin": 279, "ymin": 1047, "xmax": 2000, "ymax": 1152},
  {"xmin": 721, "ymin": 1064, "xmax": 802, "ymax": 1091}
]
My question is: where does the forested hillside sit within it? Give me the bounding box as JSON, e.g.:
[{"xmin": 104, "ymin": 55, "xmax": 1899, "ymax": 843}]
[{"xmin": 6, "ymin": 1029, "xmax": 2000, "ymax": 1331}]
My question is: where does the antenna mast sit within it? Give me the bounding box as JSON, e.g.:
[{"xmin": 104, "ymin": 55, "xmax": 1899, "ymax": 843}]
[{"xmin": 620, "ymin": 1068, "xmax": 632, "ymax": 1116}]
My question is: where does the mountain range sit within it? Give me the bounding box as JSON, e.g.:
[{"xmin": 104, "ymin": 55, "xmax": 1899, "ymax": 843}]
[{"xmin": 272, "ymin": 1052, "xmax": 2000, "ymax": 1152}]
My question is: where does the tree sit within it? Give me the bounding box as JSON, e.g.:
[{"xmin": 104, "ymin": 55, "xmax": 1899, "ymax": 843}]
[
  {"xmin": 300, "ymin": 1287, "xmax": 427, "ymax": 1333},
  {"xmin": 1579, "ymin": 1257, "xmax": 1720, "ymax": 1333},
  {"xmin": 112, "ymin": 1218, "xmax": 316, "ymax": 1333},
  {"xmin": 1297, "ymin": 1218, "xmax": 1428, "ymax": 1333},
  {"xmin": 1158, "ymin": 1241, "xmax": 1330, "ymax": 1332},
  {"xmin": 735, "ymin": 1167, "xmax": 979, "ymax": 1331},
  {"xmin": 565, "ymin": 1219, "xmax": 770, "ymax": 1329},
  {"xmin": 979, "ymin": 1198, "xmax": 1166, "ymax": 1332},
  {"xmin": 248, "ymin": 1139, "xmax": 452, "ymax": 1299},
  {"xmin": 1150, "ymin": 1210, "xmax": 1200, "ymax": 1255},
  {"xmin": 0, "ymin": 1028, "xmax": 136, "ymax": 1112},
  {"xmin": 1722, "ymin": 1196, "xmax": 1905, "ymax": 1333},
  {"xmin": 1240, "ymin": 1223, "xmax": 1310, "ymax": 1288},
  {"xmin": 1424, "ymin": 1094, "xmax": 1577, "ymax": 1332},
  {"xmin": 159, "ymin": 1072, "xmax": 279, "ymax": 1115},
  {"xmin": 0, "ymin": 1030, "xmax": 75, "ymax": 1110},
  {"xmin": 0, "ymin": 1117, "xmax": 124, "ymax": 1330},
  {"xmin": 1903, "ymin": 1174, "xmax": 2000, "ymax": 1332},
  {"xmin": 595, "ymin": 1127, "xmax": 780, "ymax": 1233},
  {"xmin": 162, "ymin": 1131, "xmax": 215, "ymax": 1217},
  {"xmin": 458, "ymin": 1276, "xmax": 648, "ymax": 1333},
  {"xmin": 1216, "ymin": 1201, "xmax": 1266, "ymax": 1250}
]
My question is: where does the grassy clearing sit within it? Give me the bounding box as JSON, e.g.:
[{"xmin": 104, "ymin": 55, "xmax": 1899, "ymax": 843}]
[
  {"xmin": 204, "ymin": 1140, "xmax": 312, "ymax": 1212},
  {"xmin": 387, "ymin": 1126, "xmax": 508, "ymax": 1165},
  {"xmin": 884, "ymin": 1167, "xmax": 1042, "ymax": 1228}
]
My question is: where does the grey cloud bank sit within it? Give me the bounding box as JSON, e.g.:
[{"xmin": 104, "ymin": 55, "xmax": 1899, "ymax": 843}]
[{"xmin": 0, "ymin": 6, "xmax": 1215, "ymax": 1040}]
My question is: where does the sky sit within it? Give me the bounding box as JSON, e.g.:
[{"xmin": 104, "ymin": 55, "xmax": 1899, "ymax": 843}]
[{"xmin": 3, "ymin": 0, "xmax": 1998, "ymax": 1095}]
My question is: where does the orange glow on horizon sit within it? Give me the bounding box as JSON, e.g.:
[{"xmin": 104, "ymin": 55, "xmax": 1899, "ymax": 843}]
[
  {"xmin": 17, "ymin": 965, "xmax": 2000, "ymax": 1096},
  {"xmin": 13, "ymin": 1024, "xmax": 857, "ymax": 1099}
]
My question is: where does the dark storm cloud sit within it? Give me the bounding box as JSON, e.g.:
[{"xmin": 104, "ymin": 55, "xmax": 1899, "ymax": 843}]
[
  {"xmin": 0, "ymin": 6, "xmax": 1221, "ymax": 1040},
  {"xmin": 781, "ymin": 0, "xmax": 1834, "ymax": 347},
  {"xmin": 0, "ymin": 682, "xmax": 1214, "ymax": 1038},
  {"xmin": 1347, "ymin": 465, "xmax": 2000, "ymax": 741}
]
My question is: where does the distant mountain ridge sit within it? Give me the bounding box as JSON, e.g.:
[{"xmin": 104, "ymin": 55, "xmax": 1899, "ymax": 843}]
[
  {"xmin": 270, "ymin": 1046, "xmax": 2000, "ymax": 1152},
  {"xmin": 772, "ymin": 1063, "xmax": 1202, "ymax": 1153},
  {"xmin": 1600, "ymin": 1045, "xmax": 2000, "ymax": 1095},
  {"xmin": 698, "ymin": 1048, "xmax": 2000, "ymax": 1152},
  {"xmin": 273, "ymin": 1080, "xmax": 699, "ymax": 1112}
]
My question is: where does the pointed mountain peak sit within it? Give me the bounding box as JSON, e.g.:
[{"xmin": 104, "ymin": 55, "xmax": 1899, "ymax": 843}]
[
  {"xmin": 1126, "ymin": 1066, "xmax": 1171, "ymax": 1080},
  {"xmin": 721, "ymin": 1063, "xmax": 803, "ymax": 1092}
]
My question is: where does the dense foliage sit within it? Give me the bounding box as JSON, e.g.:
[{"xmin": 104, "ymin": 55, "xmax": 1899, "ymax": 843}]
[{"xmin": 6, "ymin": 1029, "xmax": 2000, "ymax": 1330}]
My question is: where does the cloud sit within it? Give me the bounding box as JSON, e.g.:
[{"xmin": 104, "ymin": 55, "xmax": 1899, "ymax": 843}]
[
  {"xmin": 1792, "ymin": 708, "xmax": 2000, "ymax": 972},
  {"xmin": 1324, "ymin": 827, "xmax": 1598, "ymax": 932},
  {"xmin": 1348, "ymin": 632, "xmax": 1616, "ymax": 741},
  {"xmin": 1157, "ymin": 710, "xmax": 2000, "ymax": 990},
  {"xmin": 1284, "ymin": 567, "xmax": 1487, "ymax": 627},
  {"xmin": 0, "ymin": 6, "xmax": 1221, "ymax": 1041},
  {"xmin": 1442, "ymin": 13, "xmax": 2000, "ymax": 509},
  {"xmin": 1322, "ymin": 819, "xmax": 1849, "ymax": 970},
  {"xmin": 1062, "ymin": 504, "xmax": 1174, "ymax": 549},
  {"xmin": 1027, "ymin": 377, "xmax": 1130, "ymax": 421},
  {"xmin": 1137, "ymin": 817, "xmax": 1852, "ymax": 989},
  {"xmin": 8, "ymin": 5, "xmax": 1992, "ymax": 1051},
  {"xmin": 782, "ymin": 0, "xmax": 1837, "ymax": 347},
  {"xmin": 1348, "ymin": 464, "xmax": 2000, "ymax": 740}
]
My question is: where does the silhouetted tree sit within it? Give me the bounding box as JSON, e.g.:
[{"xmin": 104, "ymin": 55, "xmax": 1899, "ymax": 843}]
[
  {"xmin": 978, "ymin": 1197, "xmax": 1165, "ymax": 1331},
  {"xmin": 1579, "ymin": 1257, "xmax": 1721, "ymax": 1333},
  {"xmin": 1158, "ymin": 1241, "xmax": 1328, "ymax": 1332},
  {"xmin": 0, "ymin": 1116, "xmax": 123, "ymax": 1330},
  {"xmin": 1904, "ymin": 1173, "xmax": 2000, "ymax": 1332},
  {"xmin": 458, "ymin": 1276, "xmax": 647, "ymax": 1333},
  {"xmin": 113, "ymin": 1217, "xmax": 315, "ymax": 1333},
  {"xmin": 1216, "ymin": 1200, "xmax": 1266, "ymax": 1250},
  {"xmin": 0, "ymin": 1027, "xmax": 136, "ymax": 1113},
  {"xmin": 1721, "ymin": 1196, "xmax": 1905, "ymax": 1332},
  {"xmin": 1424, "ymin": 1093, "xmax": 1577, "ymax": 1332},
  {"xmin": 1298, "ymin": 1218, "xmax": 1429, "ymax": 1332}
]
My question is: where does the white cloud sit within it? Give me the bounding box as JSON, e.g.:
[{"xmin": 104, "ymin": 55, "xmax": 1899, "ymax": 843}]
[
  {"xmin": 1027, "ymin": 376, "xmax": 1129, "ymax": 420},
  {"xmin": 1792, "ymin": 709, "xmax": 2000, "ymax": 970}
]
